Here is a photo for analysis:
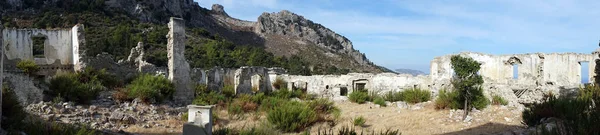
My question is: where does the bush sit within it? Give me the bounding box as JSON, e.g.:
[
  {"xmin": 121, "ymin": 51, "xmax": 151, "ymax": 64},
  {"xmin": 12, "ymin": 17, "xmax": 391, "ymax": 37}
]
[
  {"xmin": 318, "ymin": 126, "xmax": 401, "ymax": 135},
  {"xmin": 49, "ymin": 73, "xmax": 103, "ymax": 104},
  {"xmin": 273, "ymin": 88, "xmax": 292, "ymax": 99},
  {"xmin": 267, "ymin": 101, "xmax": 318, "ymax": 132},
  {"xmin": 374, "ymin": 97, "xmax": 386, "ymax": 107},
  {"xmin": 193, "ymin": 91, "xmax": 227, "ymax": 106},
  {"xmin": 522, "ymin": 85, "xmax": 600, "ymax": 135},
  {"xmin": 349, "ymin": 91, "xmax": 369, "ymax": 104},
  {"xmin": 272, "ymin": 77, "xmax": 287, "ymax": 90},
  {"xmin": 353, "ymin": 116, "xmax": 366, "ymax": 127},
  {"xmin": 383, "ymin": 91, "xmax": 403, "ymax": 102},
  {"xmin": 2, "ymin": 84, "xmax": 27, "ymax": 131},
  {"xmin": 194, "ymin": 84, "xmax": 209, "ymax": 96},
  {"xmin": 491, "ymin": 95, "xmax": 508, "ymax": 105},
  {"xmin": 181, "ymin": 112, "xmax": 189, "ymax": 122},
  {"xmin": 401, "ymin": 88, "xmax": 431, "ymax": 104},
  {"xmin": 126, "ymin": 74, "xmax": 174, "ymax": 103},
  {"xmin": 307, "ymin": 98, "xmax": 337, "ymax": 115},
  {"xmin": 435, "ymin": 89, "xmax": 461, "ymax": 110},
  {"xmin": 222, "ymin": 85, "xmax": 236, "ymax": 98},
  {"xmin": 16, "ymin": 60, "xmax": 40, "ymax": 75},
  {"xmin": 78, "ymin": 67, "xmax": 121, "ymax": 88},
  {"xmin": 260, "ymin": 97, "xmax": 288, "ymax": 111}
]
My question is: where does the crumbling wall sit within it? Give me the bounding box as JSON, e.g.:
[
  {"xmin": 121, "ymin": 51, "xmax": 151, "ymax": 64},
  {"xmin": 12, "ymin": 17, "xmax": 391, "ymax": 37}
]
[
  {"xmin": 431, "ymin": 52, "xmax": 595, "ymax": 86},
  {"xmin": 4, "ymin": 73, "xmax": 43, "ymax": 105},
  {"xmin": 430, "ymin": 52, "xmax": 596, "ymax": 104},
  {"xmin": 205, "ymin": 68, "xmax": 236, "ymax": 92},
  {"xmin": 167, "ymin": 17, "xmax": 193, "ymax": 103},
  {"xmin": 234, "ymin": 67, "xmax": 271, "ymax": 94},
  {"xmin": 2, "ymin": 28, "xmax": 73, "ymax": 65},
  {"xmin": 277, "ymin": 73, "xmax": 432, "ymax": 99}
]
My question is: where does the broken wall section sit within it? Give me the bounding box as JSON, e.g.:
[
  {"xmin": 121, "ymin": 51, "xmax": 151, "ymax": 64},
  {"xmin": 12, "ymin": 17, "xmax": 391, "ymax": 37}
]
[
  {"xmin": 2, "ymin": 25, "xmax": 85, "ymax": 75},
  {"xmin": 278, "ymin": 73, "xmax": 433, "ymax": 99},
  {"xmin": 167, "ymin": 17, "xmax": 193, "ymax": 103}
]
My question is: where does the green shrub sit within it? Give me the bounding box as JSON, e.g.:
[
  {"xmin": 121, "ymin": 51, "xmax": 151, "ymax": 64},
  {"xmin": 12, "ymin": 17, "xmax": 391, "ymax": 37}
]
[
  {"xmin": 318, "ymin": 126, "xmax": 401, "ymax": 135},
  {"xmin": 194, "ymin": 84, "xmax": 209, "ymax": 96},
  {"xmin": 522, "ymin": 85, "xmax": 600, "ymax": 135},
  {"xmin": 401, "ymin": 88, "xmax": 431, "ymax": 104},
  {"xmin": 491, "ymin": 95, "xmax": 508, "ymax": 105},
  {"xmin": 193, "ymin": 91, "xmax": 227, "ymax": 106},
  {"xmin": 228, "ymin": 103, "xmax": 244, "ymax": 118},
  {"xmin": 272, "ymin": 77, "xmax": 287, "ymax": 90},
  {"xmin": 78, "ymin": 67, "xmax": 121, "ymax": 88},
  {"xmin": 273, "ymin": 88, "xmax": 292, "ymax": 99},
  {"xmin": 49, "ymin": 73, "xmax": 103, "ymax": 104},
  {"xmin": 222, "ymin": 85, "xmax": 236, "ymax": 98},
  {"xmin": 383, "ymin": 91, "xmax": 403, "ymax": 102},
  {"xmin": 126, "ymin": 74, "xmax": 174, "ymax": 103},
  {"xmin": 353, "ymin": 116, "xmax": 366, "ymax": 127},
  {"xmin": 238, "ymin": 123, "xmax": 279, "ymax": 135},
  {"xmin": 374, "ymin": 97, "xmax": 386, "ymax": 107},
  {"xmin": 260, "ymin": 97, "xmax": 288, "ymax": 111},
  {"xmin": 308, "ymin": 98, "xmax": 336, "ymax": 114},
  {"xmin": 435, "ymin": 89, "xmax": 461, "ymax": 110},
  {"xmin": 2, "ymin": 85, "xmax": 27, "ymax": 131},
  {"xmin": 349, "ymin": 91, "xmax": 369, "ymax": 104},
  {"xmin": 16, "ymin": 60, "xmax": 40, "ymax": 75},
  {"xmin": 469, "ymin": 87, "xmax": 490, "ymax": 110},
  {"xmin": 267, "ymin": 101, "xmax": 318, "ymax": 132},
  {"xmin": 181, "ymin": 112, "xmax": 189, "ymax": 122}
]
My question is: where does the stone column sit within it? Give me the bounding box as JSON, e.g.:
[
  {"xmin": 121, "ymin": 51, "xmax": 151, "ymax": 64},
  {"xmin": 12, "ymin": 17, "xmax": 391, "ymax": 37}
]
[{"xmin": 167, "ymin": 17, "xmax": 193, "ymax": 103}]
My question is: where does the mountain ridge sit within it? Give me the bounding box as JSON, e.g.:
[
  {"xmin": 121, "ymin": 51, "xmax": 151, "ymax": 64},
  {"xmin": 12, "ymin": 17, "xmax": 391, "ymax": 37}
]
[{"xmin": 0, "ymin": 0, "xmax": 385, "ymax": 73}]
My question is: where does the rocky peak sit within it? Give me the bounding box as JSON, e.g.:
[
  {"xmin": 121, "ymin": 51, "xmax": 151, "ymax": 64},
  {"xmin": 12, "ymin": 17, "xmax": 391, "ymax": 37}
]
[
  {"xmin": 211, "ymin": 4, "xmax": 229, "ymax": 17},
  {"xmin": 255, "ymin": 10, "xmax": 374, "ymax": 65}
]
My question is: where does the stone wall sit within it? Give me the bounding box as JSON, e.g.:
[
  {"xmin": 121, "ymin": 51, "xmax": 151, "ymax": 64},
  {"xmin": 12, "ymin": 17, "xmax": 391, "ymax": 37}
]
[
  {"xmin": 167, "ymin": 17, "xmax": 193, "ymax": 103},
  {"xmin": 431, "ymin": 52, "xmax": 595, "ymax": 86},
  {"xmin": 2, "ymin": 25, "xmax": 84, "ymax": 72},
  {"xmin": 234, "ymin": 67, "xmax": 271, "ymax": 94},
  {"xmin": 277, "ymin": 73, "xmax": 433, "ymax": 99}
]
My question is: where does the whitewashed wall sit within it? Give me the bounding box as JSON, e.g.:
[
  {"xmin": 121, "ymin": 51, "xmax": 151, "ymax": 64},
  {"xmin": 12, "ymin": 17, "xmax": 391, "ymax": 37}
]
[{"xmin": 2, "ymin": 28, "xmax": 77, "ymax": 65}]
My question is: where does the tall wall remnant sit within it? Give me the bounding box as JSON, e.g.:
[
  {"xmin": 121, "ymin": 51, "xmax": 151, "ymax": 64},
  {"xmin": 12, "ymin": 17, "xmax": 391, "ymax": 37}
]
[{"xmin": 168, "ymin": 17, "xmax": 193, "ymax": 103}]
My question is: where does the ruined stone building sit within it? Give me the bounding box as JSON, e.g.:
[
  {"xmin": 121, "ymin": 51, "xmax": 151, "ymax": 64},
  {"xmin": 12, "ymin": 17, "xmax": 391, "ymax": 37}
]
[
  {"xmin": 2, "ymin": 17, "xmax": 598, "ymax": 106},
  {"xmin": 2, "ymin": 24, "xmax": 86, "ymax": 75}
]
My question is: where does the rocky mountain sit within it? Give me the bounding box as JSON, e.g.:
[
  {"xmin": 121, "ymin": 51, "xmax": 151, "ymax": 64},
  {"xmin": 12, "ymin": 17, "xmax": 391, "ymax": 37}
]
[
  {"xmin": 395, "ymin": 68, "xmax": 426, "ymax": 76},
  {"xmin": 0, "ymin": 0, "xmax": 384, "ymax": 73}
]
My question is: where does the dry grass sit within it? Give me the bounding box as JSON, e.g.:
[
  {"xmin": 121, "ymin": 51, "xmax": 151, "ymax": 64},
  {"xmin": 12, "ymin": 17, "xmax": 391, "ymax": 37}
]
[
  {"xmin": 304, "ymin": 102, "xmax": 526, "ymax": 135},
  {"xmin": 127, "ymin": 101, "xmax": 525, "ymax": 135}
]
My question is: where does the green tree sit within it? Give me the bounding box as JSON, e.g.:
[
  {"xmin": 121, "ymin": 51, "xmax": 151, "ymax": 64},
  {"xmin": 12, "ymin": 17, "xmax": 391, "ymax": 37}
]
[{"xmin": 450, "ymin": 55, "xmax": 488, "ymax": 120}]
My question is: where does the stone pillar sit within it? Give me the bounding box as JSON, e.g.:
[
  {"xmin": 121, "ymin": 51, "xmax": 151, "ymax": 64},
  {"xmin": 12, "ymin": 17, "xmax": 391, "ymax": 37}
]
[
  {"xmin": 167, "ymin": 17, "xmax": 193, "ymax": 103},
  {"xmin": 72, "ymin": 24, "xmax": 86, "ymax": 72},
  {"xmin": 184, "ymin": 105, "xmax": 213, "ymax": 135}
]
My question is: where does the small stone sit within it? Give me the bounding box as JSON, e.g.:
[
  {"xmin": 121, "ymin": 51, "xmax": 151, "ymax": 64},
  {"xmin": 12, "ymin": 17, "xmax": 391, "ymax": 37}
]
[
  {"xmin": 463, "ymin": 116, "xmax": 472, "ymax": 122},
  {"xmin": 142, "ymin": 124, "xmax": 151, "ymax": 128},
  {"xmin": 504, "ymin": 117, "xmax": 512, "ymax": 122}
]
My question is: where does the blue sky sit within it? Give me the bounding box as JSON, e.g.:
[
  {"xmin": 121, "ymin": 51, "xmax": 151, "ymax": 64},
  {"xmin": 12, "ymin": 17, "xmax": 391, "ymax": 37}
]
[{"xmin": 195, "ymin": 0, "xmax": 600, "ymax": 73}]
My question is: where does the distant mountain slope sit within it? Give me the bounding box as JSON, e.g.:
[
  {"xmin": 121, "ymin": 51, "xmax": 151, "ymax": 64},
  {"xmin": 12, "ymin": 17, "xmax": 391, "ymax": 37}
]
[
  {"xmin": 0, "ymin": 0, "xmax": 385, "ymax": 73},
  {"xmin": 395, "ymin": 68, "xmax": 426, "ymax": 76}
]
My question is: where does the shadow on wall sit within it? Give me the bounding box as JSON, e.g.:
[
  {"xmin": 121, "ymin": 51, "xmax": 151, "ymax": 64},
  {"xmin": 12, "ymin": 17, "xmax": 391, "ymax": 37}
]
[{"xmin": 439, "ymin": 123, "xmax": 525, "ymax": 135}]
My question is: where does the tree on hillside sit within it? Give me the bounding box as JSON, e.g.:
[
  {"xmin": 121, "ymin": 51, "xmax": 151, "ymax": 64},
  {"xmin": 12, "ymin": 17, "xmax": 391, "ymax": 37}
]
[{"xmin": 450, "ymin": 55, "xmax": 489, "ymax": 120}]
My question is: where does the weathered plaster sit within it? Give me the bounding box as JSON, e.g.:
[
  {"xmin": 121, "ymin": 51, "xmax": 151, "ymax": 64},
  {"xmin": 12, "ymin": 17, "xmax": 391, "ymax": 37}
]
[
  {"xmin": 168, "ymin": 17, "xmax": 193, "ymax": 103},
  {"xmin": 3, "ymin": 28, "xmax": 74, "ymax": 65}
]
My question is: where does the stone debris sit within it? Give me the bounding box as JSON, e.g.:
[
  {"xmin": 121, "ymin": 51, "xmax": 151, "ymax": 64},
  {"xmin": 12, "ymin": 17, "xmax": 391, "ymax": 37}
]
[{"xmin": 25, "ymin": 100, "xmax": 186, "ymax": 131}]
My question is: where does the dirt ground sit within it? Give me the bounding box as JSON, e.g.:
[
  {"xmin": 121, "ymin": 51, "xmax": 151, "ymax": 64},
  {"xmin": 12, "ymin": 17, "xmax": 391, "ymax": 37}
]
[
  {"xmin": 127, "ymin": 101, "xmax": 527, "ymax": 135},
  {"xmin": 214, "ymin": 101, "xmax": 527, "ymax": 135}
]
